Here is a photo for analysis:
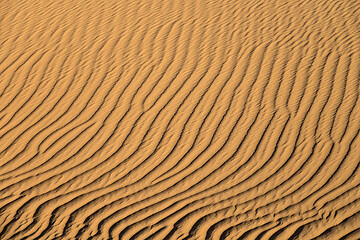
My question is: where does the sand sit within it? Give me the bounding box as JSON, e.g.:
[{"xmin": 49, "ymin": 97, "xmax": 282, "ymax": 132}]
[{"xmin": 0, "ymin": 0, "xmax": 360, "ymax": 239}]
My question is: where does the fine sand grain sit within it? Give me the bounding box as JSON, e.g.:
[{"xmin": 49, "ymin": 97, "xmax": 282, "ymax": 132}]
[{"xmin": 1, "ymin": 0, "xmax": 360, "ymax": 239}]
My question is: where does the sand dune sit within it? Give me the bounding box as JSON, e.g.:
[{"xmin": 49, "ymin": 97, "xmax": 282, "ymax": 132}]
[{"xmin": 0, "ymin": 0, "xmax": 360, "ymax": 239}]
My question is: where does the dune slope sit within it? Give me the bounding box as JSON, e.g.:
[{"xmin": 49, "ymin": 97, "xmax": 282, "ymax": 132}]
[{"xmin": 0, "ymin": 0, "xmax": 360, "ymax": 239}]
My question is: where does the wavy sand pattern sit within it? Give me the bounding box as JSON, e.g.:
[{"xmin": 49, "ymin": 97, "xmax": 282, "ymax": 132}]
[{"xmin": 1, "ymin": 0, "xmax": 360, "ymax": 239}]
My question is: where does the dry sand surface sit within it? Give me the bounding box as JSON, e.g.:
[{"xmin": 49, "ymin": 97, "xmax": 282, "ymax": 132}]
[{"xmin": 0, "ymin": 0, "xmax": 360, "ymax": 239}]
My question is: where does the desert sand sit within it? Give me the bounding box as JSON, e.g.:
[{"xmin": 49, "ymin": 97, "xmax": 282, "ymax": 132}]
[{"xmin": 0, "ymin": 0, "xmax": 360, "ymax": 239}]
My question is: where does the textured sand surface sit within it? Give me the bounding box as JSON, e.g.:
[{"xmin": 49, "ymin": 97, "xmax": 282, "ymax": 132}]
[{"xmin": 1, "ymin": 0, "xmax": 360, "ymax": 239}]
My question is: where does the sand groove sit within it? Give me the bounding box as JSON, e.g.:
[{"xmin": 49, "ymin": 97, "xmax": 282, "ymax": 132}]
[{"xmin": 1, "ymin": 0, "xmax": 360, "ymax": 239}]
